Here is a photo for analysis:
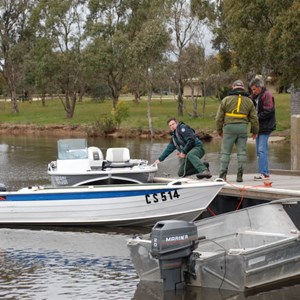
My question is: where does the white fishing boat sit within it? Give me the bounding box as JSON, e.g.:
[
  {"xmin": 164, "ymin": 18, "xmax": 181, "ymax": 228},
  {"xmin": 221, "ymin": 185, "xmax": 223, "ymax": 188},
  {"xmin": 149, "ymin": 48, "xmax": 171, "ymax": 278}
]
[
  {"xmin": 128, "ymin": 198, "xmax": 300, "ymax": 291},
  {"xmin": 47, "ymin": 138, "xmax": 158, "ymax": 187},
  {"xmin": 0, "ymin": 179, "xmax": 225, "ymax": 227}
]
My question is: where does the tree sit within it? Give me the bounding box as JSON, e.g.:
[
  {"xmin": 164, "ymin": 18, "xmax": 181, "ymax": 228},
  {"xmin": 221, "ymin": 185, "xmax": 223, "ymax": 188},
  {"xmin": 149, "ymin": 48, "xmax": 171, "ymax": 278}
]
[
  {"xmin": 167, "ymin": 0, "xmax": 205, "ymax": 116},
  {"xmin": 86, "ymin": 0, "xmax": 169, "ymax": 111},
  {"xmin": 179, "ymin": 43, "xmax": 205, "ymax": 117},
  {"xmin": 192, "ymin": 1, "xmax": 300, "ymax": 89},
  {"xmin": 21, "ymin": 37, "xmax": 58, "ymax": 106},
  {"xmin": 86, "ymin": 0, "xmax": 132, "ymax": 109},
  {"xmin": 268, "ymin": 1, "xmax": 300, "ymax": 88},
  {"xmin": 191, "ymin": 0, "xmax": 242, "ymax": 101},
  {"xmin": 126, "ymin": 6, "xmax": 170, "ymax": 137},
  {"xmin": 35, "ymin": 0, "xmax": 87, "ymax": 118},
  {"xmin": 0, "ymin": 0, "xmax": 38, "ymax": 113},
  {"xmin": 191, "ymin": 0, "xmax": 232, "ymax": 72}
]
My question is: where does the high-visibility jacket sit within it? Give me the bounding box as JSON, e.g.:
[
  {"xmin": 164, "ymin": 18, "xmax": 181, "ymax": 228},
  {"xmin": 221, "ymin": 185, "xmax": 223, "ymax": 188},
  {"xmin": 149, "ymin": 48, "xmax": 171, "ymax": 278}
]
[{"xmin": 216, "ymin": 90, "xmax": 259, "ymax": 135}]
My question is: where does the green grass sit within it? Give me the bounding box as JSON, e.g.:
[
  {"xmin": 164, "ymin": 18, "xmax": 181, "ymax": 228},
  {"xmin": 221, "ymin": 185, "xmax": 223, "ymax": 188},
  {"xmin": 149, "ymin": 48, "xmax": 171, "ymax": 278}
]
[{"xmin": 0, "ymin": 93, "xmax": 291, "ymax": 133}]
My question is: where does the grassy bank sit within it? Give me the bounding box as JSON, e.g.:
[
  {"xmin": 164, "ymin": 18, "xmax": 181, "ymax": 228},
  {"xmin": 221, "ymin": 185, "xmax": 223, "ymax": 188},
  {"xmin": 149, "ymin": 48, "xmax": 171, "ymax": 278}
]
[{"xmin": 0, "ymin": 93, "xmax": 291, "ymax": 137}]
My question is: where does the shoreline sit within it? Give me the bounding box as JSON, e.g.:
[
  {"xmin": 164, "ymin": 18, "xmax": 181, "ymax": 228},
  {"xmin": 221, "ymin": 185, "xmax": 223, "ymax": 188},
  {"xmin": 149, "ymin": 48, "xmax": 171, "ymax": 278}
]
[
  {"xmin": 0, "ymin": 123, "xmax": 289, "ymax": 142},
  {"xmin": 0, "ymin": 123, "xmax": 214, "ymax": 140}
]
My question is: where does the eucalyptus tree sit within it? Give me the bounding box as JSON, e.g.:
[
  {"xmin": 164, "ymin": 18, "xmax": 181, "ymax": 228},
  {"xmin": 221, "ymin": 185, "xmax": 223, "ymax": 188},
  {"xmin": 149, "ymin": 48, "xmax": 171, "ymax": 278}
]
[
  {"xmin": 35, "ymin": 0, "xmax": 88, "ymax": 118},
  {"xmin": 267, "ymin": 1, "xmax": 300, "ymax": 89},
  {"xmin": 166, "ymin": 0, "xmax": 205, "ymax": 116},
  {"xmin": 86, "ymin": 0, "xmax": 168, "ymax": 111},
  {"xmin": 118, "ymin": 0, "xmax": 170, "ymax": 136},
  {"xmin": 0, "ymin": 0, "xmax": 38, "ymax": 113},
  {"xmin": 86, "ymin": 0, "xmax": 131, "ymax": 109},
  {"xmin": 192, "ymin": 0, "xmax": 300, "ymax": 88},
  {"xmin": 191, "ymin": 0, "xmax": 232, "ymax": 72},
  {"xmin": 123, "ymin": 0, "xmax": 170, "ymax": 106},
  {"xmin": 179, "ymin": 43, "xmax": 205, "ymax": 117},
  {"xmin": 21, "ymin": 37, "xmax": 58, "ymax": 106},
  {"xmin": 267, "ymin": 0, "xmax": 300, "ymax": 120},
  {"xmin": 128, "ymin": 17, "xmax": 170, "ymax": 137},
  {"xmin": 220, "ymin": 1, "xmax": 275, "ymax": 80}
]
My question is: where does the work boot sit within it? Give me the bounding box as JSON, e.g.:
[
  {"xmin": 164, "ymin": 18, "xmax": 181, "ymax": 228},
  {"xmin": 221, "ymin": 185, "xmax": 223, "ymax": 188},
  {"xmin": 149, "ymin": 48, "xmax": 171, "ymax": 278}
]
[
  {"xmin": 196, "ymin": 169, "xmax": 212, "ymax": 179},
  {"xmin": 237, "ymin": 169, "xmax": 243, "ymax": 182},
  {"xmin": 218, "ymin": 171, "xmax": 227, "ymax": 181}
]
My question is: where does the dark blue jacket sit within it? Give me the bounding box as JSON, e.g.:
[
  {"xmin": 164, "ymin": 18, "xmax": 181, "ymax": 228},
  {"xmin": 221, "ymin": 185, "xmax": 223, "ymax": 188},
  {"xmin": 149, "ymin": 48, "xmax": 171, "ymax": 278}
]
[{"xmin": 159, "ymin": 122, "xmax": 203, "ymax": 161}]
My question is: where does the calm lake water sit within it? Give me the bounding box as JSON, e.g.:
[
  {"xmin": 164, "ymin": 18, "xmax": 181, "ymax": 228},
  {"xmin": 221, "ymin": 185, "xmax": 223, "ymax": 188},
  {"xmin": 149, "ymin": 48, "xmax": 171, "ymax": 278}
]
[
  {"xmin": 0, "ymin": 135, "xmax": 297, "ymax": 300},
  {"xmin": 0, "ymin": 135, "xmax": 291, "ymax": 190}
]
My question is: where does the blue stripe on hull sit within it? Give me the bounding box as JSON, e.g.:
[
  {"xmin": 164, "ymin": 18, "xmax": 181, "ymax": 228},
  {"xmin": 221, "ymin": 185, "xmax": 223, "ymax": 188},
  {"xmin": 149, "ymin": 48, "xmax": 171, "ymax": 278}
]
[{"xmin": 3, "ymin": 188, "xmax": 179, "ymax": 202}]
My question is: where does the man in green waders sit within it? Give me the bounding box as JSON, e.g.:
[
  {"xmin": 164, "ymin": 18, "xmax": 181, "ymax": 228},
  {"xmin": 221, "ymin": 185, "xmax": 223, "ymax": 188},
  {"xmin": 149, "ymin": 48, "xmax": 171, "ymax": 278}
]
[{"xmin": 216, "ymin": 80, "xmax": 259, "ymax": 182}]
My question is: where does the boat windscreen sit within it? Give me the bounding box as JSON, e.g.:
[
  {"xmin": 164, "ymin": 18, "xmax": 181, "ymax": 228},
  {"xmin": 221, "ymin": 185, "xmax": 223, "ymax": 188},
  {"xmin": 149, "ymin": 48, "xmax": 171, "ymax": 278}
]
[{"xmin": 57, "ymin": 139, "xmax": 88, "ymax": 160}]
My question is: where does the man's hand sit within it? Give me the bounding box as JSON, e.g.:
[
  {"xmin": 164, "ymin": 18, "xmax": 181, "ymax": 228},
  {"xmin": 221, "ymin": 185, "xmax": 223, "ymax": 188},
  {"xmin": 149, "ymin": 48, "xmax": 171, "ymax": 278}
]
[
  {"xmin": 154, "ymin": 159, "xmax": 161, "ymax": 164},
  {"xmin": 178, "ymin": 152, "xmax": 186, "ymax": 159}
]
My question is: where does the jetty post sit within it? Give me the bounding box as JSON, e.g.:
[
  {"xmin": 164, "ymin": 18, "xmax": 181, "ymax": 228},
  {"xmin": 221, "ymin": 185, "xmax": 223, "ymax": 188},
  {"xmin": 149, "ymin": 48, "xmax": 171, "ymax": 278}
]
[{"xmin": 291, "ymin": 90, "xmax": 300, "ymax": 170}]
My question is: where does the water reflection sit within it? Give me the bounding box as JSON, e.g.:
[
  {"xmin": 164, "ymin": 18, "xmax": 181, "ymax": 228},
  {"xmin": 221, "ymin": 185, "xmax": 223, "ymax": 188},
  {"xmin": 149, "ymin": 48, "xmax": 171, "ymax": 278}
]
[
  {"xmin": 0, "ymin": 135, "xmax": 291, "ymax": 190},
  {"xmin": 0, "ymin": 227, "xmax": 138, "ymax": 300},
  {"xmin": 1, "ymin": 225, "xmax": 300, "ymax": 300}
]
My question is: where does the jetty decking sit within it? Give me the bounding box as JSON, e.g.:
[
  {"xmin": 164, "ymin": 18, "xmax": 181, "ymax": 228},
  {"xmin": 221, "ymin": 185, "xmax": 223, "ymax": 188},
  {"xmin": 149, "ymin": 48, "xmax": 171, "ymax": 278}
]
[
  {"xmin": 155, "ymin": 170, "xmax": 300, "ymax": 201},
  {"xmin": 219, "ymin": 171, "xmax": 300, "ymax": 201}
]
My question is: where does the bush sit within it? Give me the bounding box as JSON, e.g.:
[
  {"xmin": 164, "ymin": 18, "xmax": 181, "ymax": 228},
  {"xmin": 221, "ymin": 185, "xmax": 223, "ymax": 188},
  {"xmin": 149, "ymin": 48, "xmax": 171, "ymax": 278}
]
[
  {"xmin": 113, "ymin": 101, "xmax": 129, "ymax": 129},
  {"xmin": 90, "ymin": 101, "xmax": 130, "ymax": 135}
]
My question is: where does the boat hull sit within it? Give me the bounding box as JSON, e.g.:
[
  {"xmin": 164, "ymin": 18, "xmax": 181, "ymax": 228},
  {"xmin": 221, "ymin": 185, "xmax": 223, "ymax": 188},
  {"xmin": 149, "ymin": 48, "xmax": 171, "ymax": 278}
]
[
  {"xmin": 128, "ymin": 200, "xmax": 300, "ymax": 290},
  {"xmin": 193, "ymin": 233, "xmax": 300, "ymax": 291},
  {"xmin": 49, "ymin": 167, "xmax": 157, "ymax": 186},
  {"xmin": 0, "ymin": 181, "xmax": 225, "ymax": 227}
]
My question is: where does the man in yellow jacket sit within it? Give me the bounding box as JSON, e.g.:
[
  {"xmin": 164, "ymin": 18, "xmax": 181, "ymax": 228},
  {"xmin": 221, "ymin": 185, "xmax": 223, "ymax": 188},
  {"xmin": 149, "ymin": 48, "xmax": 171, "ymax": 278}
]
[{"xmin": 216, "ymin": 80, "xmax": 259, "ymax": 182}]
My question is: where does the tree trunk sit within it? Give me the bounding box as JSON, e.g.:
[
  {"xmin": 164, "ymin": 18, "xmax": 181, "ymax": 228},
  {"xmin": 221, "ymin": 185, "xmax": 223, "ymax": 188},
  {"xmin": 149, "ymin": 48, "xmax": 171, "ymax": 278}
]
[
  {"xmin": 177, "ymin": 79, "xmax": 184, "ymax": 116},
  {"xmin": 70, "ymin": 91, "xmax": 77, "ymax": 117},
  {"xmin": 191, "ymin": 85, "xmax": 198, "ymax": 118},
  {"xmin": 108, "ymin": 73, "xmax": 121, "ymax": 109},
  {"xmin": 147, "ymin": 91, "xmax": 155, "ymax": 138},
  {"xmin": 290, "ymin": 89, "xmax": 300, "ymax": 170},
  {"xmin": 5, "ymin": 72, "xmax": 19, "ymax": 113},
  {"xmin": 10, "ymin": 89, "xmax": 19, "ymax": 114},
  {"xmin": 202, "ymin": 82, "xmax": 207, "ymax": 114},
  {"xmin": 134, "ymin": 91, "xmax": 141, "ymax": 103},
  {"xmin": 78, "ymin": 82, "xmax": 85, "ymax": 103},
  {"xmin": 64, "ymin": 89, "xmax": 73, "ymax": 118},
  {"xmin": 41, "ymin": 93, "xmax": 46, "ymax": 107}
]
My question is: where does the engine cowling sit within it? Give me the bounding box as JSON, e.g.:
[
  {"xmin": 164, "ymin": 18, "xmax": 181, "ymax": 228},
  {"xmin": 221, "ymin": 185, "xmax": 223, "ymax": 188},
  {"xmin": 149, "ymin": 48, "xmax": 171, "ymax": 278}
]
[{"xmin": 150, "ymin": 220, "xmax": 199, "ymax": 291}]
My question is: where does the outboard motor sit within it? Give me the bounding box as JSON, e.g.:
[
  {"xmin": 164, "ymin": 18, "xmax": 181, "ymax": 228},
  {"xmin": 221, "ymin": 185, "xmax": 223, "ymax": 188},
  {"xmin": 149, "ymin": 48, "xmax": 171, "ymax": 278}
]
[{"xmin": 150, "ymin": 220, "xmax": 199, "ymax": 291}]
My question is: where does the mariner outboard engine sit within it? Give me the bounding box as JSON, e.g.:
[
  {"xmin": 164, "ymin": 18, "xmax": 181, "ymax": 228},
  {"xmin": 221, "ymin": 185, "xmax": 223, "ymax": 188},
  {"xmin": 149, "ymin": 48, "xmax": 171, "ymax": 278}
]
[{"xmin": 150, "ymin": 220, "xmax": 199, "ymax": 291}]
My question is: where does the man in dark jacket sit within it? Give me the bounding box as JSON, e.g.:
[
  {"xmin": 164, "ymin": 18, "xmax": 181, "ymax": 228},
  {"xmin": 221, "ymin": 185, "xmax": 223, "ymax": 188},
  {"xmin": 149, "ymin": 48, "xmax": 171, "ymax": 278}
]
[
  {"xmin": 250, "ymin": 78, "xmax": 276, "ymax": 180},
  {"xmin": 154, "ymin": 118, "xmax": 211, "ymax": 179}
]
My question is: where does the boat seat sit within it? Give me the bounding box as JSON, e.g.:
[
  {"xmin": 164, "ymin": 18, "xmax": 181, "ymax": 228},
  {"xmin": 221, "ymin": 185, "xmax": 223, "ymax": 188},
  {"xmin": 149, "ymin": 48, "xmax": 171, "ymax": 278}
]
[
  {"xmin": 88, "ymin": 146, "xmax": 104, "ymax": 168},
  {"xmin": 106, "ymin": 147, "xmax": 130, "ymax": 162},
  {"xmin": 104, "ymin": 147, "xmax": 134, "ymax": 168}
]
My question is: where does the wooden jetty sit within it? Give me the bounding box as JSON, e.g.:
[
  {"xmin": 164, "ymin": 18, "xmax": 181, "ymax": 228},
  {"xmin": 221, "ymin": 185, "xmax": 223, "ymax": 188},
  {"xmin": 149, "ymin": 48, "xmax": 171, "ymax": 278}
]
[
  {"xmin": 219, "ymin": 170, "xmax": 300, "ymax": 201},
  {"xmin": 155, "ymin": 169, "xmax": 300, "ymax": 202}
]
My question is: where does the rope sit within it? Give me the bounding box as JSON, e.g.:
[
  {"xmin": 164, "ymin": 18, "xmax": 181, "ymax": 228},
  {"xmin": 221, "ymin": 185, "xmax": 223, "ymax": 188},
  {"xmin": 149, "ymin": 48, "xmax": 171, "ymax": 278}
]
[
  {"xmin": 181, "ymin": 157, "xmax": 188, "ymax": 178},
  {"xmin": 158, "ymin": 155, "xmax": 178, "ymax": 163},
  {"xmin": 223, "ymin": 181, "xmax": 272, "ymax": 211},
  {"xmin": 207, "ymin": 207, "xmax": 217, "ymax": 216},
  {"xmin": 157, "ymin": 154, "xmax": 188, "ymax": 178}
]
